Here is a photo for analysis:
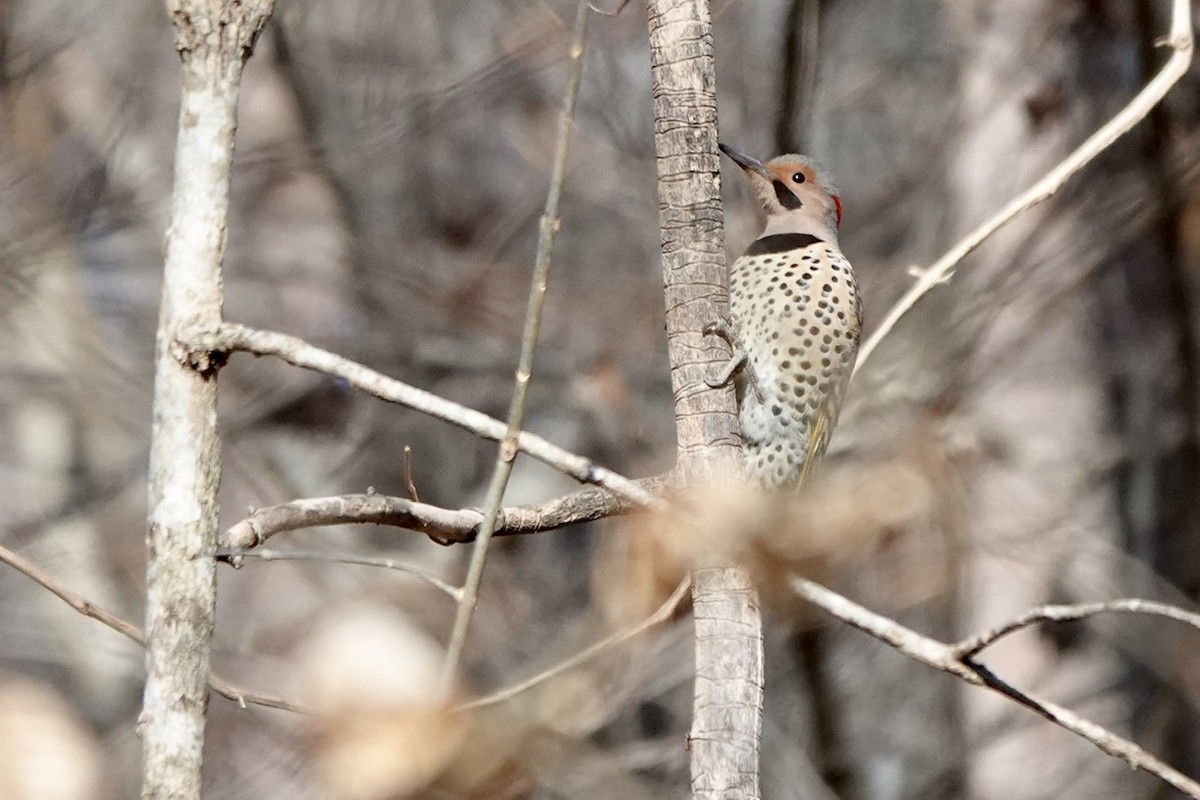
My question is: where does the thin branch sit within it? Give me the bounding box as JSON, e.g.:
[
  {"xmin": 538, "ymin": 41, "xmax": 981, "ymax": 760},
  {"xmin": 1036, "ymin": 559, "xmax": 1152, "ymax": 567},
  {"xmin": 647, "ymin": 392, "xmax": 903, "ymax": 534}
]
[
  {"xmin": 460, "ymin": 576, "xmax": 691, "ymax": 711},
  {"xmin": 215, "ymin": 549, "xmax": 462, "ymax": 600},
  {"xmin": 589, "ymin": 0, "xmax": 631, "ymax": 15},
  {"xmin": 1, "ymin": 543, "xmax": 145, "ymax": 644},
  {"xmin": 204, "ymin": 322, "xmax": 658, "ymax": 509},
  {"xmin": 0, "ymin": 543, "xmax": 307, "ymax": 714},
  {"xmin": 439, "ymin": 0, "xmax": 592, "ymax": 693},
  {"xmin": 220, "ymin": 476, "xmax": 668, "ymax": 549},
  {"xmin": 791, "ymin": 577, "xmax": 980, "ymax": 682},
  {"xmin": 402, "ymin": 445, "xmax": 420, "ymax": 502},
  {"xmin": 223, "ymin": 494, "xmax": 480, "ymax": 547},
  {"xmin": 852, "ymin": 0, "xmax": 1194, "ymax": 376},
  {"xmin": 791, "ymin": 577, "xmax": 1200, "ymax": 798},
  {"xmin": 953, "ymin": 598, "xmax": 1200, "ymax": 659}
]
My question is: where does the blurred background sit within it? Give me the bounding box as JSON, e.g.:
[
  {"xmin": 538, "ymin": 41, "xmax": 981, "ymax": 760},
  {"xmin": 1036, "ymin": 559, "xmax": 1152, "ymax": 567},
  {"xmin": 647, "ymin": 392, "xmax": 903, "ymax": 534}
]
[{"xmin": 2, "ymin": 0, "xmax": 1200, "ymax": 798}]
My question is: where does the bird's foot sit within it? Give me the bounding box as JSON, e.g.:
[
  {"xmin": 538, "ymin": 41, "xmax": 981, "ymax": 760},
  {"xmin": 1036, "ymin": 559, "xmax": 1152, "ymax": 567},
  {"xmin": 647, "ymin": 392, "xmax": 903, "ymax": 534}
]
[
  {"xmin": 702, "ymin": 318, "xmax": 763, "ymax": 400},
  {"xmin": 703, "ymin": 317, "xmax": 743, "ymax": 388},
  {"xmin": 702, "ymin": 317, "xmax": 739, "ymax": 349},
  {"xmin": 706, "ymin": 350, "xmax": 747, "ymax": 389}
]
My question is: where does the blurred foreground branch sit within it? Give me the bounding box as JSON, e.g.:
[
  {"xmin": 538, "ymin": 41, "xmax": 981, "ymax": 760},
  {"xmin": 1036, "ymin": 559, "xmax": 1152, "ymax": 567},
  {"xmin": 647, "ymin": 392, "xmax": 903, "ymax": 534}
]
[{"xmin": 461, "ymin": 576, "xmax": 692, "ymax": 711}]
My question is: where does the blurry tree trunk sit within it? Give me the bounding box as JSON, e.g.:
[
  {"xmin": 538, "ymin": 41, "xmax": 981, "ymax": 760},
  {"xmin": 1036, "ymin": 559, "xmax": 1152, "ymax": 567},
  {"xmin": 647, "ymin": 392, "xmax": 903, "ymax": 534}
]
[
  {"xmin": 143, "ymin": 3, "xmax": 273, "ymax": 799},
  {"xmin": 645, "ymin": 0, "xmax": 762, "ymax": 797},
  {"xmin": 1093, "ymin": 0, "xmax": 1200, "ymax": 783}
]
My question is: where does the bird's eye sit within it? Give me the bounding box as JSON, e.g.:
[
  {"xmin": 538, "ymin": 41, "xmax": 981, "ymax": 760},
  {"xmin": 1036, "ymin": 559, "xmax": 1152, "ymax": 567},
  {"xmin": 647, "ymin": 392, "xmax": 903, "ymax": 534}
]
[{"xmin": 792, "ymin": 172, "xmax": 807, "ymax": 184}]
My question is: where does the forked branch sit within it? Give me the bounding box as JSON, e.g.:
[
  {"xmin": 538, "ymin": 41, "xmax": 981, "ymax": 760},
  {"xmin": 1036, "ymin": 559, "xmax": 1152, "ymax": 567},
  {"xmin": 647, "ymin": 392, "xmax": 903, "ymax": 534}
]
[{"xmin": 793, "ymin": 577, "xmax": 1200, "ymax": 798}]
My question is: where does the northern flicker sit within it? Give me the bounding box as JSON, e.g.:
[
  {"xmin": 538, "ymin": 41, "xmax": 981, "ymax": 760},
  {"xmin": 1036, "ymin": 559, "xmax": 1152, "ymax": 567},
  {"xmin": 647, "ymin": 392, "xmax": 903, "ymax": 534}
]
[{"xmin": 710, "ymin": 142, "xmax": 863, "ymax": 489}]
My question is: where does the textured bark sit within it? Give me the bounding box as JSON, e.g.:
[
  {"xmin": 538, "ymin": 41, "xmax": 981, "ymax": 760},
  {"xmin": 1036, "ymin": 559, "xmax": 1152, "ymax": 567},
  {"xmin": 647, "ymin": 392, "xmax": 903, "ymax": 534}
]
[
  {"xmin": 645, "ymin": 1, "xmax": 762, "ymax": 797},
  {"xmin": 689, "ymin": 567, "xmax": 765, "ymax": 800},
  {"xmin": 645, "ymin": 0, "xmax": 740, "ymax": 476},
  {"xmin": 143, "ymin": 3, "xmax": 273, "ymax": 799}
]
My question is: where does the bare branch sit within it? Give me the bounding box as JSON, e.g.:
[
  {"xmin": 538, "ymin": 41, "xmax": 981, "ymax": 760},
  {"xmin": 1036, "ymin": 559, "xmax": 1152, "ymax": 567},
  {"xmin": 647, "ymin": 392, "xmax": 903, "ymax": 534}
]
[
  {"xmin": 791, "ymin": 577, "xmax": 1200, "ymax": 798},
  {"xmin": 220, "ymin": 477, "xmax": 669, "ymax": 549},
  {"xmin": 402, "ymin": 445, "xmax": 420, "ymax": 502},
  {"xmin": 440, "ymin": 0, "xmax": 593, "ymax": 692},
  {"xmin": 460, "ymin": 576, "xmax": 691, "ymax": 711},
  {"xmin": 223, "ymin": 495, "xmax": 480, "ymax": 548},
  {"xmin": 853, "ymin": 0, "xmax": 1194, "ymax": 376},
  {"xmin": 206, "ymin": 322, "xmax": 657, "ymax": 508},
  {"xmin": 0, "ymin": 543, "xmax": 307, "ymax": 715},
  {"xmin": 953, "ymin": 598, "xmax": 1200, "ymax": 659},
  {"xmin": 216, "ymin": 549, "xmax": 462, "ymax": 601}
]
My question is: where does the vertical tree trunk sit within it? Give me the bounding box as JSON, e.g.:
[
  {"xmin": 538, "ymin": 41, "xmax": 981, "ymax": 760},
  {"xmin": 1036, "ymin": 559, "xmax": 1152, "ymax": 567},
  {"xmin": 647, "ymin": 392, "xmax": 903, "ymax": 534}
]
[
  {"xmin": 645, "ymin": 1, "xmax": 763, "ymax": 796},
  {"xmin": 142, "ymin": 4, "xmax": 273, "ymax": 799}
]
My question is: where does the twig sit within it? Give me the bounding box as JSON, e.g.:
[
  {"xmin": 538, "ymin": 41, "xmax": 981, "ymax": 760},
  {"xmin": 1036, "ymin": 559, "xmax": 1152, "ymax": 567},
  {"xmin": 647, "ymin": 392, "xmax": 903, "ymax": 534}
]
[
  {"xmin": 953, "ymin": 598, "xmax": 1200, "ymax": 659},
  {"xmin": 460, "ymin": 576, "xmax": 691, "ymax": 711},
  {"xmin": 852, "ymin": 0, "xmax": 1194, "ymax": 376},
  {"xmin": 213, "ymin": 548, "xmax": 462, "ymax": 600},
  {"xmin": 402, "ymin": 445, "xmax": 420, "ymax": 502},
  {"xmin": 589, "ymin": 0, "xmax": 631, "ymax": 15},
  {"xmin": 0, "ymin": 543, "xmax": 307, "ymax": 714},
  {"xmin": 220, "ymin": 476, "xmax": 669, "ymax": 549},
  {"xmin": 791, "ymin": 577, "xmax": 1200, "ymax": 798},
  {"xmin": 439, "ymin": 0, "xmax": 593, "ymax": 693},
  {"xmin": 206, "ymin": 323, "xmax": 657, "ymax": 509}
]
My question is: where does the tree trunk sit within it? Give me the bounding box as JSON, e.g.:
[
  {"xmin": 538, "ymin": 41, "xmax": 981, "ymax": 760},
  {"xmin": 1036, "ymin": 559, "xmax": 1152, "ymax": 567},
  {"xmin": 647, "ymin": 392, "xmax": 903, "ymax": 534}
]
[
  {"xmin": 645, "ymin": 1, "xmax": 763, "ymax": 796},
  {"xmin": 143, "ymin": 3, "xmax": 273, "ymax": 798}
]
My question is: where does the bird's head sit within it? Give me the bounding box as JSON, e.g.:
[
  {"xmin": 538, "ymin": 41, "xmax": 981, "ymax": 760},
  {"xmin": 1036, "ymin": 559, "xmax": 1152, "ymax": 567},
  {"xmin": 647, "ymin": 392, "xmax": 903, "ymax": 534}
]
[{"xmin": 719, "ymin": 143, "xmax": 842, "ymax": 240}]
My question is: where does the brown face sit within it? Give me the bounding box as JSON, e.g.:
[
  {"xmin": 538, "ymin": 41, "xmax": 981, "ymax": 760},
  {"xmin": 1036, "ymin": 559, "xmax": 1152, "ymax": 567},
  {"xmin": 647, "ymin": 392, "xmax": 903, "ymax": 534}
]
[
  {"xmin": 718, "ymin": 143, "xmax": 842, "ymax": 228},
  {"xmin": 763, "ymin": 157, "xmax": 842, "ymax": 227}
]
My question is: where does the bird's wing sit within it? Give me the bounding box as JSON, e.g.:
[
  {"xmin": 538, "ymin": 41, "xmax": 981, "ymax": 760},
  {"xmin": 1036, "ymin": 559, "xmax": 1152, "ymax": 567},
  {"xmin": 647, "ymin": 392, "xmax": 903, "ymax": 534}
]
[{"xmin": 797, "ymin": 395, "xmax": 831, "ymax": 488}]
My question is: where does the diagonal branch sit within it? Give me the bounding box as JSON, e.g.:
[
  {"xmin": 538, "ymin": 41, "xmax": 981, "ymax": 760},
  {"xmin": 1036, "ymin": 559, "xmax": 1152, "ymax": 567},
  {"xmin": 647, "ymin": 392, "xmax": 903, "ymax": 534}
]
[
  {"xmin": 459, "ymin": 576, "xmax": 691, "ymax": 711},
  {"xmin": 853, "ymin": 0, "xmax": 1194, "ymax": 376},
  {"xmin": 0, "ymin": 543, "xmax": 307, "ymax": 714},
  {"xmin": 202, "ymin": 322, "xmax": 657, "ymax": 508},
  {"xmin": 791, "ymin": 577, "xmax": 1200, "ymax": 799},
  {"xmin": 440, "ymin": 0, "xmax": 594, "ymax": 693}
]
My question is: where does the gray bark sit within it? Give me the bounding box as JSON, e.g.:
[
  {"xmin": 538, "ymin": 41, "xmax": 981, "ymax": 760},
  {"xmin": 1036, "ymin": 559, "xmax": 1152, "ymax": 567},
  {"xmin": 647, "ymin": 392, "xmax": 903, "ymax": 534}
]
[
  {"xmin": 142, "ymin": 3, "xmax": 273, "ymax": 798},
  {"xmin": 645, "ymin": 1, "xmax": 762, "ymax": 796}
]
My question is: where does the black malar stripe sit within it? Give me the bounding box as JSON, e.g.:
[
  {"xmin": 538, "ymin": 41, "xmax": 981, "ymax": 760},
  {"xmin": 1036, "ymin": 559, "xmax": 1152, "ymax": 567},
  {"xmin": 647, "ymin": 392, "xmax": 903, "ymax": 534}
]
[{"xmin": 772, "ymin": 180, "xmax": 803, "ymax": 210}]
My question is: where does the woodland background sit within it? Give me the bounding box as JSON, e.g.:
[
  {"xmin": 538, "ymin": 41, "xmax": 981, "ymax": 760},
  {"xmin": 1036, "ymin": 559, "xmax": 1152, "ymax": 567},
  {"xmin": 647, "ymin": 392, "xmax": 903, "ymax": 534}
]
[{"xmin": 3, "ymin": 0, "xmax": 1200, "ymax": 798}]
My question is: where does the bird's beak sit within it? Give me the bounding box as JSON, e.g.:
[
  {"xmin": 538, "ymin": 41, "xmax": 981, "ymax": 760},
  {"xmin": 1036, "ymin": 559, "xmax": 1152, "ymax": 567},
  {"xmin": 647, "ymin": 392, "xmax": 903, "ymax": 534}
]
[{"xmin": 718, "ymin": 142, "xmax": 773, "ymax": 180}]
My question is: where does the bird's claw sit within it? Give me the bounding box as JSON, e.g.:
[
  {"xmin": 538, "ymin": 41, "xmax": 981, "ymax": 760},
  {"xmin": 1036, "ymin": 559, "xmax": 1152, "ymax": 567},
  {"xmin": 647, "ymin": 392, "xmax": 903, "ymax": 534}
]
[
  {"xmin": 706, "ymin": 353, "xmax": 745, "ymax": 389},
  {"xmin": 702, "ymin": 318, "xmax": 763, "ymax": 399},
  {"xmin": 703, "ymin": 317, "xmax": 738, "ymax": 347}
]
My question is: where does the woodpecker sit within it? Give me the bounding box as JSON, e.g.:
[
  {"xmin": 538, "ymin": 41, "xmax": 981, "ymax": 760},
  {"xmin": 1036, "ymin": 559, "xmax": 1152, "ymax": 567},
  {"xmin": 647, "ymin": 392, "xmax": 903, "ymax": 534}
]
[{"xmin": 710, "ymin": 143, "xmax": 862, "ymax": 489}]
